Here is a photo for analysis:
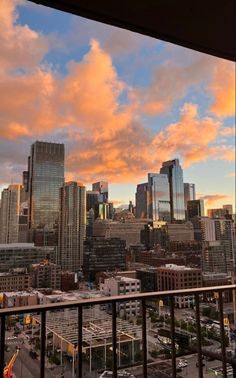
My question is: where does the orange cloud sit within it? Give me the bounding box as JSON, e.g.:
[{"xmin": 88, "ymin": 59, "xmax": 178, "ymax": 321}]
[
  {"xmin": 0, "ymin": 0, "xmax": 49, "ymax": 73},
  {"xmin": 199, "ymin": 194, "xmax": 231, "ymax": 206},
  {"xmin": 220, "ymin": 127, "xmax": 235, "ymax": 136},
  {"xmin": 208, "ymin": 60, "xmax": 235, "ymax": 117},
  {"xmin": 151, "ymin": 103, "xmax": 222, "ymax": 166}
]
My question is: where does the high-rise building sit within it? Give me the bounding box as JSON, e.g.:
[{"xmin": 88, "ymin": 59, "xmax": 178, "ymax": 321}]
[
  {"xmin": 28, "ymin": 141, "xmax": 64, "ymax": 245},
  {"xmin": 135, "ymin": 183, "xmax": 149, "ymax": 219},
  {"xmin": 208, "ymin": 206, "xmax": 233, "ymax": 219},
  {"xmin": 0, "ymin": 184, "xmax": 25, "ymax": 243},
  {"xmin": 86, "ymin": 190, "xmax": 99, "ymax": 212},
  {"xmin": 83, "ymin": 237, "xmax": 126, "ymax": 281},
  {"xmin": 92, "ymin": 181, "xmax": 108, "ymax": 203},
  {"xmin": 187, "ymin": 199, "xmax": 205, "ymax": 219},
  {"xmin": 184, "ymin": 183, "xmax": 196, "ymax": 209},
  {"xmin": 58, "ymin": 182, "xmax": 86, "ymax": 272},
  {"xmin": 160, "ymin": 159, "xmax": 185, "ymax": 222},
  {"xmin": 147, "ymin": 173, "xmax": 171, "ymax": 222}
]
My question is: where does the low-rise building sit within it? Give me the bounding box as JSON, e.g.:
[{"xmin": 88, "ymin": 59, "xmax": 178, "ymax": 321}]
[
  {"xmin": 157, "ymin": 264, "xmax": 202, "ymax": 308},
  {"xmin": 0, "ymin": 243, "xmax": 56, "ymax": 272},
  {"xmin": 0, "ymin": 271, "xmax": 30, "ymax": 292},
  {"xmin": 101, "ymin": 276, "xmax": 141, "ymax": 318},
  {"xmin": 2, "ymin": 291, "xmax": 38, "ymax": 308},
  {"xmin": 30, "ymin": 259, "xmax": 61, "ymax": 290}
]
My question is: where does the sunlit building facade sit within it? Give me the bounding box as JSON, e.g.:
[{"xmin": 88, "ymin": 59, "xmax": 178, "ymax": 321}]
[
  {"xmin": 0, "ymin": 184, "xmax": 24, "ymax": 243},
  {"xmin": 148, "ymin": 173, "xmax": 171, "ymax": 222},
  {"xmin": 160, "ymin": 159, "xmax": 185, "ymax": 222},
  {"xmin": 184, "ymin": 183, "xmax": 196, "ymax": 209},
  {"xmin": 28, "ymin": 141, "xmax": 64, "ymax": 245}
]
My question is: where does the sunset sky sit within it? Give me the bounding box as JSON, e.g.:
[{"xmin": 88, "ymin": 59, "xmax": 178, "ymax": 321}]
[{"xmin": 0, "ymin": 0, "xmax": 235, "ymax": 210}]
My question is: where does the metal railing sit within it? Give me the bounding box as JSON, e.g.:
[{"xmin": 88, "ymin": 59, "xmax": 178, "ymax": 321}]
[{"xmin": 0, "ymin": 285, "xmax": 236, "ymax": 378}]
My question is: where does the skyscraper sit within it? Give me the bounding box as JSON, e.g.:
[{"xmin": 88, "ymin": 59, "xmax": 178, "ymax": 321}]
[
  {"xmin": 28, "ymin": 141, "xmax": 64, "ymax": 245},
  {"xmin": 187, "ymin": 199, "xmax": 205, "ymax": 219},
  {"xmin": 135, "ymin": 183, "xmax": 149, "ymax": 219},
  {"xmin": 58, "ymin": 182, "xmax": 86, "ymax": 272},
  {"xmin": 147, "ymin": 173, "xmax": 171, "ymax": 221},
  {"xmin": 160, "ymin": 159, "xmax": 185, "ymax": 222},
  {"xmin": 92, "ymin": 181, "xmax": 108, "ymax": 203},
  {"xmin": 0, "ymin": 184, "xmax": 24, "ymax": 243},
  {"xmin": 184, "ymin": 183, "xmax": 196, "ymax": 209}
]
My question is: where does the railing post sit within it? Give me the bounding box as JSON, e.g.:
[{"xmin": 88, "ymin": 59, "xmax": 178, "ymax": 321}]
[
  {"xmin": 40, "ymin": 310, "xmax": 46, "ymax": 378},
  {"xmin": 195, "ymin": 293, "xmax": 203, "ymax": 378},
  {"xmin": 112, "ymin": 301, "xmax": 117, "ymax": 378},
  {"xmin": 142, "ymin": 298, "xmax": 147, "ymax": 377},
  {"xmin": 170, "ymin": 296, "xmax": 176, "ymax": 377},
  {"xmin": 77, "ymin": 305, "xmax": 83, "ymax": 378},
  {"xmin": 0, "ymin": 315, "xmax": 5, "ymax": 378},
  {"xmin": 218, "ymin": 291, "xmax": 227, "ymax": 377}
]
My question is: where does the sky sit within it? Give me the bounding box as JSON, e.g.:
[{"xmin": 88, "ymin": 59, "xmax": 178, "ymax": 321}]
[{"xmin": 0, "ymin": 0, "xmax": 235, "ymax": 210}]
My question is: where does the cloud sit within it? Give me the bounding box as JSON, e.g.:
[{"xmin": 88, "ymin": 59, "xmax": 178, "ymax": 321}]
[
  {"xmin": 208, "ymin": 60, "xmax": 235, "ymax": 117},
  {"xmin": 0, "ymin": 0, "xmax": 234, "ymax": 187},
  {"xmin": 220, "ymin": 127, "xmax": 235, "ymax": 136},
  {"xmin": 151, "ymin": 103, "xmax": 222, "ymax": 166},
  {"xmin": 199, "ymin": 194, "xmax": 231, "ymax": 206},
  {"xmin": 0, "ymin": 0, "xmax": 49, "ymax": 73},
  {"xmin": 225, "ymin": 172, "xmax": 236, "ymax": 178}
]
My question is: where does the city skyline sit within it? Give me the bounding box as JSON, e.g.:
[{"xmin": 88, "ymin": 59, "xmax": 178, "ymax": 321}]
[{"xmin": 0, "ymin": 0, "xmax": 235, "ymax": 211}]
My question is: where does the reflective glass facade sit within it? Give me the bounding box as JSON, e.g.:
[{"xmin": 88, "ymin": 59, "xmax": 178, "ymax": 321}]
[
  {"xmin": 28, "ymin": 141, "xmax": 64, "ymax": 243},
  {"xmin": 160, "ymin": 159, "xmax": 185, "ymax": 221},
  {"xmin": 148, "ymin": 173, "xmax": 171, "ymax": 222},
  {"xmin": 184, "ymin": 183, "xmax": 196, "ymax": 209},
  {"xmin": 92, "ymin": 181, "xmax": 108, "ymax": 203}
]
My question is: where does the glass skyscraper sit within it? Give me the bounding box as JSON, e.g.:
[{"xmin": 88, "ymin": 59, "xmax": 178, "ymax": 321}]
[
  {"xmin": 160, "ymin": 159, "xmax": 185, "ymax": 222},
  {"xmin": 147, "ymin": 173, "xmax": 171, "ymax": 222},
  {"xmin": 184, "ymin": 183, "xmax": 196, "ymax": 209},
  {"xmin": 28, "ymin": 141, "xmax": 65, "ymax": 245}
]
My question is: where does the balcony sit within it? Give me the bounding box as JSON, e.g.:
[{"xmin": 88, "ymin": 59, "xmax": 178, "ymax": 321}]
[{"xmin": 1, "ymin": 285, "xmax": 236, "ymax": 378}]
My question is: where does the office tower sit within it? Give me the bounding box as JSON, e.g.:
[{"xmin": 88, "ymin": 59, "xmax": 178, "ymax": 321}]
[
  {"xmin": 86, "ymin": 190, "xmax": 99, "ymax": 212},
  {"xmin": 0, "ymin": 184, "xmax": 25, "ymax": 243},
  {"xmin": 92, "ymin": 181, "xmax": 108, "ymax": 203},
  {"xmin": 148, "ymin": 173, "xmax": 171, "ymax": 222},
  {"xmin": 28, "ymin": 141, "xmax": 64, "ymax": 245},
  {"xmin": 160, "ymin": 159, "xmax": 185, "ymax": 222},
  {"xmin": 191, "ymin": 216, "xmax": 216, "ymax": 241},
  {"xmin": 184, "ymin": 183, "xmax": 196, "ymax": 209},
  {"xmin": 83, "ymin": 237, "xmax": 126, "ymax": 281},
  {"xmin": 58, "ymin": 182, "xmax": 86, "ymax": 272},
  {"xmin": 214, "ymin": 218, "xmax": 234, "ymax": 271},
  {"xmin": 187, "ymin": 199, "xmax": 205, "ymax": 219},
  {"xmin": 135, "ymin": 183, "xmax": 149, "ymax": 219}
]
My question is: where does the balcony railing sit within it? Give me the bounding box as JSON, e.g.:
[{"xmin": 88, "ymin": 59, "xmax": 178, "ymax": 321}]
[{"xmin": 1, "ymin": 284, "xmax": 236, "ymax": 378}]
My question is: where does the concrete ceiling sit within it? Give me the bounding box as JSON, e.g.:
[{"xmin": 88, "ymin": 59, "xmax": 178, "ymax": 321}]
[{"xmin": 28, "ymin": 0, "xmax": 235, "ymax": 61}]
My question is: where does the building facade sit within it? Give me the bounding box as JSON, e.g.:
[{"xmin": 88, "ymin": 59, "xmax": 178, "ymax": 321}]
[
  {"xmin": 157, "ymin": 264, "xmax": 202, "ymax": 308},
  {"xmin": 160, "ymin": 159, "xmax": 185, "ymax": 222},
  {"xmin": 0, "ymin": 272, "xmax": 30, "ymax": 292},
  {"xmin": 0, "ymin": 185, "xmax": 26, "ymax": 243},
  {"xmin": 30, "ymin": 260, "xmax": 61, "ymax": 289},
  {"xmin": 135, "ymin": 183, "xmax": 150, "ymax": 219},
  {"xmin": 101, "ymin": 276, "xmax": 141, "ymax": 318},
  {"xmin": 83, "ymin": 238, "xmax": 126, "ymax": 281},
  {"xmin": 58, "ymin": 182, "xmax": 86, "ymax": 271},
  {"xmin": 147, "ymin": 173, "xmax": 171, "ymax": 222},
  {"xmin": 0, "ymin": 243, "xmax": 56, "ymax": 272},
  {"xmin": 187, "ymin": 199, "xmax": 205, "ymax": 220},
  {"xmin": 28, "ymin": 141, "xmax": 64, "ymax": 245},
  {"xmin": 184, "ymin": 183, "xmax": 196, "ymax": 209}
]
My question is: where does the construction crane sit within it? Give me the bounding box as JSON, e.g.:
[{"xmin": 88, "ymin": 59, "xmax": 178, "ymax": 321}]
[{"xmin": 3, "ymin": 347, "xmax": 20, "ymax": 378}]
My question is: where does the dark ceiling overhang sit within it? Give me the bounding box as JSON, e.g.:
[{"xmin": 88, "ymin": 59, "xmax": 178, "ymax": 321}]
[{"xmin": 29, "ymin": 0, "xmax": 235, "ymax": 61}]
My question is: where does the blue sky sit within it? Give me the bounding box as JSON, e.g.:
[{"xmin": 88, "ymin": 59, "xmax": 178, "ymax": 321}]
[{"xmin": 0, "ymin": 0, "xmax": 235, "ymax": 210}]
